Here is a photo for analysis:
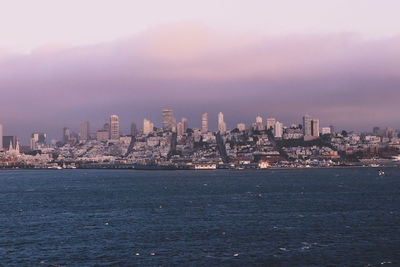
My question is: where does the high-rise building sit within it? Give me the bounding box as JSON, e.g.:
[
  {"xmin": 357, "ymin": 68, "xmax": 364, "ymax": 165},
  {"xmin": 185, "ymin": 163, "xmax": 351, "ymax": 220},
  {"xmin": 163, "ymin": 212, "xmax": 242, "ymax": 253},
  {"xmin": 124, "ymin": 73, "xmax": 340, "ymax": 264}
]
[
  {"xmin": 274, "ymin": 121, "xmax": 283, "ymax": 138},
  {"xmin": 63, "ymin": 127, "xmax": 71, "ymax": 143},
  {"xmin": 218, "ymin": 112, "xmax": 227, "ymax": 133},
  {"xmin": 110, "ymin": 115, "xmax": 120, "ymax": 140},
  {"xmin": 130, "ymin": 123, "xmax": 137, "ymax": 136},
  {"xmin": 177, "ymin": 122, "xmax": 184, "ymax": 136},
  {"xmin": 312, "ymin": 119, "xmax": 320, "ymax": 137},
  {"xmin": 30, "ymin": 132, "xmax": 47, "ymax": 150},
  {"xmin": 255, "ymin": 116, "xmax": 263, "ymax": 131},
  {"xmin": 143, "ymin": 119, "xmax": 154, "ymax": 135},
  {"xmin": 162, "ymin": 109, "xmax": 175, "ymax": 132},
  {"xmin": 304, "ymin": 115, "xmax": 320, "ymax": 140},
  {"xmin": 201, "ymin": 113, "xmax": 208, "ymax": 133},
  {"xmin": 181, "ymin": 117, "xmax": 188, "ymax": 133},
  {"xmin": 80, "ymin": 121, "xmax": 90, "ymax": 141},
  {"xmin": 0, "ymin": 124, "xmax": 3, "ymax": 149},
  {"xmin": 266, "ymin": 118, "xmax": 276, "ymax": 131},
  {"xmin": 303, "ymin": 114, "xmax": 313, "ymax": 138},
  {"xmin": 237, "ymin": 123, "xmax": 246, "ymax": 131}
]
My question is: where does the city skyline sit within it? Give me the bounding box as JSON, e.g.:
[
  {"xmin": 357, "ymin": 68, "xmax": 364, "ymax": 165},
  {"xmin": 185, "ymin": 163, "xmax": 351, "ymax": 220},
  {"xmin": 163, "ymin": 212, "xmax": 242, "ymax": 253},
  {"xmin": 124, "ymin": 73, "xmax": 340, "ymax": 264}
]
[{"xmin": 1, "ymin": 109, "xmax": 399, "ymax": 146}]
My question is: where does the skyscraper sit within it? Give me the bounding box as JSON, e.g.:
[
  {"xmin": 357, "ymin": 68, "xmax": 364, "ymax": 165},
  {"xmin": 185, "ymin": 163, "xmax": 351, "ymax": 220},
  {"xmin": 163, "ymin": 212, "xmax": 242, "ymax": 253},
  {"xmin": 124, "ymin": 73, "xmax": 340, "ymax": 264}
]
[
  {"xmin": 110, "ymin": 115, "xmax": 120, "ymax": 140},
  {"xmin": 30, "ymin": 132, "xmax": 47, "ymax": 150},
  {"xmin": 181, "ymin": 117, "xmax": 188, "ymax": 133},
  {"xmin": 255, "ymin": 116, "xmax": 263, "ymax": 131},
  {"xmin": 218, "ymin": 112, "xmax": 227, "ymax": 133},
  {"xmin": 274, "ymin": 121, "xmax": 283, "ymax": 138},
  {"xmin": 143, "ymin": 119, "xmax": 154, "ymax": 135},
  {"xmin": 266, "ymin": 118, "xmax": 276, "ymax": 131},
  {"xmin": 63, "ymin": 127, "xmax": 71, "ymax": 143},
  {"xmin": 162, "ymin": 109, "xmax": 175, "ymax": 132},
  {"xmin": 303, "ymin": 114, "xmax": 320, "ymax": 140},
  {"xmin": 312, "ymin": 119, "xmax": 320, "ymax": 137},
  {"xmin": 201, "ymin": 113, "xmax": 208, "ymax": 133},
  {"xmin": 80, "ymin": 121, "xmax": 90, "ymax": 141},
  {"xmin": 130, "ymin": 123, "xmax": 137, "ymax": 136},
  {"xmin": 177, "ymin": 122, "xmax": 184, "ymax": 136},
  {"xmin": 0, "ymin": 124, "xmax": 3, "ymax": 149},
  {"xmin": 303, "ymin": 114, "xmax": 313, "ymax": 138}
]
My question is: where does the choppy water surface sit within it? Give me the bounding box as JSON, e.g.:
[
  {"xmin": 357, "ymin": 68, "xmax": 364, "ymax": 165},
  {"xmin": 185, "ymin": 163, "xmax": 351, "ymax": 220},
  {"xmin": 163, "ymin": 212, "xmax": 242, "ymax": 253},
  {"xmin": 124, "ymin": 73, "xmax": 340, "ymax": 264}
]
[{"xmin": 0, "ymin": 168, "xmax": 399, "ymax": 266}]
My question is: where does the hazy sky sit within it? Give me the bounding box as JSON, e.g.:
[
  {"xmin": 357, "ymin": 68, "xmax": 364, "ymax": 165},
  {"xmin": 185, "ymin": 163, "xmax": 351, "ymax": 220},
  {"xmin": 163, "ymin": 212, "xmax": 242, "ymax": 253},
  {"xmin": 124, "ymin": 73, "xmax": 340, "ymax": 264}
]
[{"xmin": 1, "ymin": 0, "xmax": 400, "ymax": 142}]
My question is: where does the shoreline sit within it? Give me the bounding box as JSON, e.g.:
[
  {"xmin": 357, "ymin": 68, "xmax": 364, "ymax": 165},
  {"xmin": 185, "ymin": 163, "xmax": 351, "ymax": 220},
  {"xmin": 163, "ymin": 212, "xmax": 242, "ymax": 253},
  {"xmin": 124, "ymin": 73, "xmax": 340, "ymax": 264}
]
[{"xmin": 0, "ymin": 164, "xmax": 399, "ymax": 171}]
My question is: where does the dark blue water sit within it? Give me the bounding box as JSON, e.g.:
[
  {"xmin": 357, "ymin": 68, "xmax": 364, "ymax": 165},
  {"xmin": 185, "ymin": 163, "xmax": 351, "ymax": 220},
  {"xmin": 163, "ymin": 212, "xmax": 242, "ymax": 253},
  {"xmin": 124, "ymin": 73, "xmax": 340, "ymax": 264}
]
[{"xmin": 1, "ymin": 169, "xmax": 399, "ymax": 266}]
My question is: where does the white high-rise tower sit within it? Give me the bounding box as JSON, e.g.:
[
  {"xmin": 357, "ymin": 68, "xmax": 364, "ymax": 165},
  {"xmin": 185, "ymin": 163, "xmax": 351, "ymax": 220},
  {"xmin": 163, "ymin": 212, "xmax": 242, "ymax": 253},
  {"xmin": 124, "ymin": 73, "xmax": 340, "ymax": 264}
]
[
  {"xmin": 201, "ymin": 113, "xmax": 208, "ymax": 133},
  {"xmin": 218, "ymin": 112, "xmax": 227, "ymax": 133},
  {"xmin": 110, "ymin": 115, "xmax": 120, "ymax": 140}
]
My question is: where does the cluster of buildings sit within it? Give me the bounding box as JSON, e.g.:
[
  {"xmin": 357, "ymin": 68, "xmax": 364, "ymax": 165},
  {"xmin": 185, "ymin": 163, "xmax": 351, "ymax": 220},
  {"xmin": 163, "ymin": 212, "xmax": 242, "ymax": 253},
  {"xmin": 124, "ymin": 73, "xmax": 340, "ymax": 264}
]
[{"xmin": 1, "ymin": 111, "xmax": 399, "ymax": 169}]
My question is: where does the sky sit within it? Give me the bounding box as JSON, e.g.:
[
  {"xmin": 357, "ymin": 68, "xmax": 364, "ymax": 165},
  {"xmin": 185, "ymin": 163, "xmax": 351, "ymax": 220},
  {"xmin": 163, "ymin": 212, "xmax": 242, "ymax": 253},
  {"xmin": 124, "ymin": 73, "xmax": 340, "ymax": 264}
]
[{"xmin": 0, "ymin": 0, "xmax": 400, "ymax": 143}]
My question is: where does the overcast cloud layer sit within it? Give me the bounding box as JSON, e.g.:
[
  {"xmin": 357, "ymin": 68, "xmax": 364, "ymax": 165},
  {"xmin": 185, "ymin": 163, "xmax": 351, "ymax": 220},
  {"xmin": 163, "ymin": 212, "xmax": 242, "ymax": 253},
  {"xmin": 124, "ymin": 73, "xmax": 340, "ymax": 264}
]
[{"xmin": 1, "ymin": 23, "xmax": 400, "ymax": 142}]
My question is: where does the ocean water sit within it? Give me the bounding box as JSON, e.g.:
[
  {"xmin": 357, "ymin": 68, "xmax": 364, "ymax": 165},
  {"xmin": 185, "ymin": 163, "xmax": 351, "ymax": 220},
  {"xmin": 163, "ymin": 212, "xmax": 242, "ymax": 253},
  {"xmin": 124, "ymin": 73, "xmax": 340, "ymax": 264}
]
[{"xmin": 0, "ymin": 168, "xmax": 399, "ymax": 266}]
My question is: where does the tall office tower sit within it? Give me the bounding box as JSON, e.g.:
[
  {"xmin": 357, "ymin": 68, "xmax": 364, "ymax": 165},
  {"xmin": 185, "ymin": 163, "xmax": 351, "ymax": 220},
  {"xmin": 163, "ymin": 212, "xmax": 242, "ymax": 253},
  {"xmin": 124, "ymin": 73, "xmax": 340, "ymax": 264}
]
[
  {"xmin": 303, "ymin": 114, "xmax": 313, "ymax": 138},
  {"xmin": 143, "ymin": 119, "xmax": 154, "ymax": 135},
  {"xmin": 311, "ymin": 119, "xmax": 320, "ymax": 137},
  {"xmin": 266, "ymin": 118, "xmax": 276, "ymax": 131},
  {"xmin": 31, "ymin": 132, "xmax": 47, "ymax": 149},
  {"xmin": 237, "ymin": 123, "xmax": 246, "ymax": 131},
  {"xmin": 110, "ymin": 115, "xmax": 120, "ymax": 140},
  {"xmin": 201, "ymin": 113, "xmax": 208, "ymax": 133},
  {"xmin": 130, "ymin": 123, "xmax": 137, "ymax": 136},
  {"xmin": 162, "ymin": 109, "xmax": 175, "ymax": 131},
  {"xmin": 0, "ymin": 124, "xmax": 3, "ymax": 149},
  {"xmin": 218, "ymin": 112, "xmax": 227, "ymax": 133},
  {"xmin": 62, "ymin": 127, "xmax": 71, "ymax": 143},
  {"xmin": 181, "ymin": 117, "xmax": 188, "ymax": 133},
  {"xmin": 255, "ymin": 116, "xmax": 263, "ymax": 131},
  {"xmin": 274, "ymin": 121, "xmax": 283, "ymax": 138},
  {"xmin": 177, "ymin": 122, "xmax": 184, "ymax": 136},
  {"xmin": 80, "ymin": 121, "xmax": 90, "ymax": 141}
]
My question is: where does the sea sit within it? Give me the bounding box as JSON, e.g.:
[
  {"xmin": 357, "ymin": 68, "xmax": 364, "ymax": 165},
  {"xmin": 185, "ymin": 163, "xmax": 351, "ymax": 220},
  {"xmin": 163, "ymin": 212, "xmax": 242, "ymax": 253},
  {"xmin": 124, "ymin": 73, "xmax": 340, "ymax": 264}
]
[{"xmin": 0, "ymin": 168, "xmax": 399, "ymax": 266}]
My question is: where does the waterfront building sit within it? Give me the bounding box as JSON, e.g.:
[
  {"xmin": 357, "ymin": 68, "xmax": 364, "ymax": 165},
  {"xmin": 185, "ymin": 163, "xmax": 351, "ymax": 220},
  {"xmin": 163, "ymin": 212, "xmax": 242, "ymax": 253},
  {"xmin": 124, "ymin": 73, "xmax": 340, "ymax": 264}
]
[
  {"xmin": 266, "ymin": 118, "xmax": 276, "ymax": 131},
  {"xmin": 201, "ymin": 113, "xmax": 208, "ymax": 133},
  {"xmin": 80, "ymin": 121, "xmax": 90, "ymax": 141},
  {"xmin": 110, "ymin": 115, "xmax": 120, "ymax": 140},
  {"xmin": 218, "ymin": 112, "xmax": 227, "ymax": 133}
]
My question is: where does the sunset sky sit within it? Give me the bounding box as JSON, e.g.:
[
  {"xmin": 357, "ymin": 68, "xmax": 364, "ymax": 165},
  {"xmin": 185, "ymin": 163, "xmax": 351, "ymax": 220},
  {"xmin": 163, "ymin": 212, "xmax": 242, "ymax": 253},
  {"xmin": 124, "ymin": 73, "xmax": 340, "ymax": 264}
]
[{"xmin": 1, "ymin": 0, "xmax": 400, "ymax": 142}]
